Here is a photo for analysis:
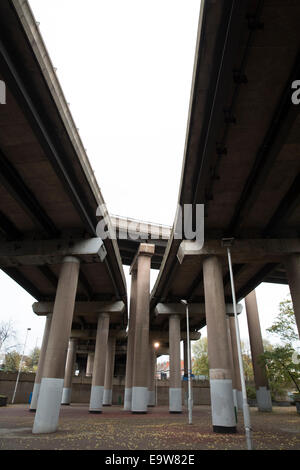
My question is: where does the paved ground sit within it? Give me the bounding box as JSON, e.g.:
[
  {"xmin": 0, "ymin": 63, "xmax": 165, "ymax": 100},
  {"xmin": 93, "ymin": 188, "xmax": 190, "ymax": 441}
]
[{"xmin": 0, "ymin": 404, "xmax": 299, "ymax": 450}]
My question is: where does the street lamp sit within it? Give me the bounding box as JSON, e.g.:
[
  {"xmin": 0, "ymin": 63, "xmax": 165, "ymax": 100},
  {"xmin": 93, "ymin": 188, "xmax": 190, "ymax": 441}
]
[
  {"xmin": 180, "ymin": 300, "xmax": 192, "ymax": 425},
  {"xmin": 222, "ymin": 238, "xmax": 253, "ymax": 450},
  {"xmin": 12, "ymin": 328, "xmax": 31, "ymax": 404}
]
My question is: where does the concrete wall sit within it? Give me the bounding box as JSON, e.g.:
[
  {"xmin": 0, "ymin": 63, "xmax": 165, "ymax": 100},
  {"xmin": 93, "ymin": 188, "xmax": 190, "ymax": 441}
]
[
  {"xmin": 0, "ymin": 372, "xmax": 35, "ymax": 404},
  {"xmin": 0, "ymin": 372, "xmax": 211, "ymax": 405}
]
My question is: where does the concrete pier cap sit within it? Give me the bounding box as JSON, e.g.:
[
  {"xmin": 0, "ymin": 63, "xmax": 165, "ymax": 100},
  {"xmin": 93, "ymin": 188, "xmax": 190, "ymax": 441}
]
[{"xmin": 154, "ymin": 302, "xmax": 243, "ymax": 317}]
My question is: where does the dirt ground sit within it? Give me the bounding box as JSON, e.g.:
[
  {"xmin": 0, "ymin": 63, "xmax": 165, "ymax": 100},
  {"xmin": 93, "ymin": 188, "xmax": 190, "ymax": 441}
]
[{"xmin": 0, "ymin": 404, "xmax": 299, "ymax": 451}]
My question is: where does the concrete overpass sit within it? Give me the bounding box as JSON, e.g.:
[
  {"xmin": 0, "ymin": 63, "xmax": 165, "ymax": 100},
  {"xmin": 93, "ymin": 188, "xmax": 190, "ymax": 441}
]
[
  {"xmin": 125, "ymin": 0, "xmax": 300, "ymax": 431},
  {"xmin": 0, "ymin": 0, "xmax": 127, "ymax": 432},
  {"xmin": 1, "ymin": 0, "xmax": 300, "ymax": 439}
]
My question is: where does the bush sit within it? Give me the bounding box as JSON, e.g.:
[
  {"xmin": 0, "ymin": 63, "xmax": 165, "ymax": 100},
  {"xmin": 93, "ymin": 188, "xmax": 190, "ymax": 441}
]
[{"xmin": 246, "ymin": 385, "xmax": 256, "ymax": 400}]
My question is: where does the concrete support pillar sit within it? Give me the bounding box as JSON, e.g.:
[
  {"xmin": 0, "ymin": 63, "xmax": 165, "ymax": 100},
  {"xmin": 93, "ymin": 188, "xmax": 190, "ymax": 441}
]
[
  {"xmin": 227, "ymin": 316, "xmax": 243, "ymax": 411},
  {"xmin": 124, "ymin": 269, "xmax": 137, "ymax": 410},
  {"xmin": 86, "ymin": 353, "xmax": 94, "ymax": 377},
  {"xmin": 203, "ymin": 255, "xmax": 236, "ymax": 433},
  {"xmin": 285, "ymin": 254, "xmax": 300, "ymax": 338},
  {"xmin": 61, "ymin": 338, "xmax": 78, "ymax": 405},
  {"xmin": 89, "ymin": 313, "xmax": 110, "ymax": 413},
  {"xmin": 147, "ymin": 343, "xmax": 157, "ymax": 407},
  {"xmin": 245, "ymin": 290, "xmax": 272, "ymax": 412},
  {"xmin": 32, "ymin": 256, "xmax": 80, "ymax": 434},
  {"xmin": 103, "ymin": 334, "xmax": 116, "ymax": 406},
  {"xmin": 30, "ymin": 314, "xmax": 52, "ymax": 412},
  {"xmin": 131, "ymin": 244, "xmax": 155, "ymax": 413},
  {"xmin": 169, "ymin": 315, "xmax": 182, "ymax": 413}
]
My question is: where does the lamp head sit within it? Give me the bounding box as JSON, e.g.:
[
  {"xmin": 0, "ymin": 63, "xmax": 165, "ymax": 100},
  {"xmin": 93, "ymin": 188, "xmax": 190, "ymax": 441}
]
[{"xmin": 221, "ymin": 237, "xmax": 235, "ymax": 247}]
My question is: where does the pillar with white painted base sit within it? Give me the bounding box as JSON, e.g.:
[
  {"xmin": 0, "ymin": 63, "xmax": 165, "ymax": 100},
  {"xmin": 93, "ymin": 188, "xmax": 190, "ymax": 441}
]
[
  {"xmin": 30, "ymin": 314, "xmax": 52, "ymax": 412},
  {"xmin": 227, "ymin": 316, "xmax": 243, "ymax": 411},
  {"xmin": 169, "ymin": 315, "xmax": 182, "ymax": 413},
  {"xmin": 203, "ymin": 255, "xmax": 236, "ymax": 433},
  {"xmin": 86, "ymin": 353, "xmax": 94, "ymax": 377},
  {"xmin": 32, "ymin": 256, "xmax": 80, "ymax": 434},
  {"xmin": 245, "ymin": 290, "xmax": 272, "ymax": 412},
  {"xmin": 89, "ymin": 313, "xmax": 110, "ymax": 413},
  {"xmin": 103, "ymin": 334, "xmax": 116, "ymax": 406},
  {"xmin": 148, "ymin": 343, "xmax": 157, "ymax": 407},
  {"xmin": 61, "ymin": 338, "xmax": 78, "ymax": 405},
  {"xmin": 285, "ymin": 254, "xmax": 300, "ymax": 338},
  {"xmin": 124, "ymin": 268, "xmax": 137, "ymax": 410},
  {"xmin": 131, "ymin": 244, "xmax": 155, "ymax": 413}
]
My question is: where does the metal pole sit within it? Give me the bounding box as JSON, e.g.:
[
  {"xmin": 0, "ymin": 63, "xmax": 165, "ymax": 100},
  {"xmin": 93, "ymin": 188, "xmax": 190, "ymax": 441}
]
[
  {"xmin": 12, "ymin": 328, "xmax": 31, "ymax": 404},
  {"xmin": 181, "ymin": 300, "xmax": 193, "ymax": 424},
  {"xmin": 186, "ymin": 303, "xmax": 193, "ymax": 425},
  {"xmin": 155, "ymin": 363, "xmax": 157, "ymax": 407},
  {"xmin": 226, "ymin": 245, "xmax": 253, "ymax": 450}
]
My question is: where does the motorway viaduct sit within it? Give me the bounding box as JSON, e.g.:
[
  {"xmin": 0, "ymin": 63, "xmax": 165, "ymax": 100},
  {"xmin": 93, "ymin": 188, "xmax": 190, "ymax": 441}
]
[{"xmin": 0, "ymin": 0, "xmax": 299, "ymax": 435}]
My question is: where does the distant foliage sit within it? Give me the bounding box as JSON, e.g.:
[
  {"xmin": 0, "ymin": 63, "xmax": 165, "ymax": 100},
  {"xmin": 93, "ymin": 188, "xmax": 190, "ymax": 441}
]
[
  {"xmin": 192, "ymin": 337, "xmax": 209, "ymax": 378},
  {"xmin": 25, "ymin": 347, "xmax": 40, "ymax": 372},
  {"xmin": 2, "ymin": 351, "xmax": 21, "ymax": 372}
]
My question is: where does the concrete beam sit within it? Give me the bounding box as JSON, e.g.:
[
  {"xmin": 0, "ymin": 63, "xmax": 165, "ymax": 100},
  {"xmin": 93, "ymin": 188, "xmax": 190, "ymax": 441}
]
[
  {"xmin": 68, "ymin": 329, "xmax": 126, "ymax": 341},
  {"xmin": 0, "ymin": 238, "xmax": 107, "ymax": 267},
  {"xmin": 177, "ymin": 239, "xmax": 300, "ymax": 264},
  {"xmin": 33, "ymin": 300, "xmax": 125, "ymax": 316},
  {"xmin": 149, "ymin": 330, "xmax": 201, "ymax": 342},
  {"xmin": 154, "ymin": 303, "xmax": 243, "ymax": 317}
]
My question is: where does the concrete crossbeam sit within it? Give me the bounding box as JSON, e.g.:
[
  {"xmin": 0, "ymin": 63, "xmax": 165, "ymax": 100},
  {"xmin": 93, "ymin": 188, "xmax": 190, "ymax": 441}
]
[
  {"xmin": 177, "ymin": 239, "xmax": 300, "ymax": 264},
  {"xmin": 149, "ymin": 331, "xmax": 201, "ymax": 342},
  {"xmin": 0, "ymin": 238, "xmax": 107, "ymax": 267},
  {"xmin": 33, "ymin": 300, "xmax": 125, "ymax": 316},
  {"xmin": 155, "ymin": 303, "xmax": 243, "ymax": 316}
]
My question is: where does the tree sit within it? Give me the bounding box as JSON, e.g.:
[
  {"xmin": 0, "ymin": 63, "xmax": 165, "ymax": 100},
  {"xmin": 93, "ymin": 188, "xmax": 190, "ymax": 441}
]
[
  {"xmin": 0, "ymin": 320, "xmax": 16, "ymax": 352},
  {"xmin": 260, "ymin": 297, "xmax": 300, "ymax": 399},
  {"xmin": 24, "ymin": 347, "xmax": 40, "ymax": 372},
  {"xmin": 260, "ymin": 345, "xmax": 300, "ymax": 397},
  {"xmin": 267, "ymin": 299, "xmax": 298, "ymax": 344},
  {"xmin": 3, "ymin": 351, "xmax": 21, "ymax": 372},
  {"xmin": 192, "ymin": 337, "xmax": 209, "ymax": 378}
]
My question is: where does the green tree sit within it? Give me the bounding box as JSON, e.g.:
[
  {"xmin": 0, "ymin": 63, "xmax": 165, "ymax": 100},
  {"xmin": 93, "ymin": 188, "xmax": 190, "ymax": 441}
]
[
  {"xmin": 3, "ymin": 351, "xmax": 21, "ymax": 372},
  {"xmin": 25, "ymin": 347, "xmax": 40, "ymax": 372},
  {"xmin": 192, "ymin": 337, "xmax": 209, "ymax": 378},
  {"xmin": 267, "ymin": 299, "xmax": 298, "ymax": 344},
  {"xmin": 260, "ymin": 345, "xmax": 300, "ymax": 397},
  {"xmin": 260, "ymin": 298, "xmax": 300, "ymax": 399}
]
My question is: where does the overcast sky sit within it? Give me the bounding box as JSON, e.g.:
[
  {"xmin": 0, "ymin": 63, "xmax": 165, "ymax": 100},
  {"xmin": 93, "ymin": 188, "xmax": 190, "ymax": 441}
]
[{"xmin": 0, "ymin": 1, "xmax": 293, "ymax": 359}]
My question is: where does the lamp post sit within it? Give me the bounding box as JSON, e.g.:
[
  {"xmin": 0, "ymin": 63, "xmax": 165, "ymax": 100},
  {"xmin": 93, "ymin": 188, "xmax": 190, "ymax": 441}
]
[
  {"xmin": 181, "ymin": 300, "xmax": 192, "ymax": 424},
  {"xmin": 154, "ymin": 342, "xmax": 160, "ymax": 406},
  {"xmin": 222, "ymin": 238, "xmax": 253, "ymax": 450},
  {"xmin": 12, "ymin": 328, "xmax": 31, "ymax": 404}
]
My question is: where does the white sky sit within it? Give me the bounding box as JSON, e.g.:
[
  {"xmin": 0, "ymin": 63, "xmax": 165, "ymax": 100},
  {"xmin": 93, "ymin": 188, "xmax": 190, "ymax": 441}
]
[{"xmin": 0, "ymin": 1, "xmax": 294, "ymax": 358}]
